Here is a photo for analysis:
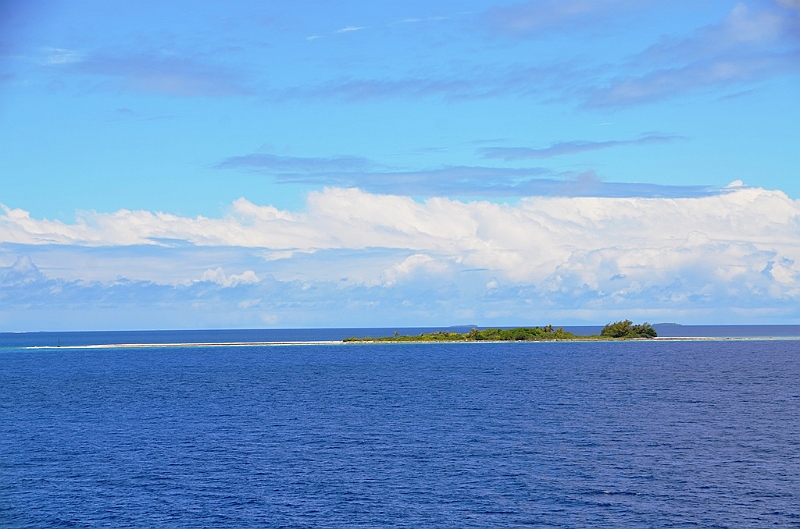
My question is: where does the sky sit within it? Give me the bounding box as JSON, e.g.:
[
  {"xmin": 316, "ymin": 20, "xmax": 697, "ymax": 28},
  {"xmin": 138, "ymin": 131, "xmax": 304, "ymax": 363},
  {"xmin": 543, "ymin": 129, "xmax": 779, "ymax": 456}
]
[{"xmin": 1, "ymin": 0, "xmax": 799, "ymax": 331}]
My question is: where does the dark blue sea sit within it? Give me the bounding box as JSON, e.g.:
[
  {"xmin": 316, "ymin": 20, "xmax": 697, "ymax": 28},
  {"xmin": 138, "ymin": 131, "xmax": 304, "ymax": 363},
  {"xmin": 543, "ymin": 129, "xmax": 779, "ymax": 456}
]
[{"xmin": 2, "ymin": 330, "xmax": 799, "ymax": 527}]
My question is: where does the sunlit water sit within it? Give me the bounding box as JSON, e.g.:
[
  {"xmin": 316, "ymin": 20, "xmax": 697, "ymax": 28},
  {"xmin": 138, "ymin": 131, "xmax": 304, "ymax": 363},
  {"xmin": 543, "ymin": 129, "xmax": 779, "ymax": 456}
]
[{"xmin": 2, "ymin": 339, "xmax": 799, "ymax": 527}]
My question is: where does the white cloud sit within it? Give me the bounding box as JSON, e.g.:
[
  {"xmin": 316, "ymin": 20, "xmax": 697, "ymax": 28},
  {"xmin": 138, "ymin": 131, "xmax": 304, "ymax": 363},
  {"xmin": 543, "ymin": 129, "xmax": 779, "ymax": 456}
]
[
  {"xmin": 200, "ymin": 267, "xmax": 260, "ymax": 287},
  {"xmin": 0, "ymin": 255, "xmax": 44, "ymax": 286},
  {"xmin": 1, "ymin": 185, "xmax": 799, "ymax": 327},
  {"xmin": 3, "ymin": 186, "xmax": 800, "ymax": 282},
  {"xmin": 381, "ymin": 254, "xmax": 451, "ymax": 286},
  {"xmin": 335, "ymin": 26, "xmax": 365, "ymax": 33}
]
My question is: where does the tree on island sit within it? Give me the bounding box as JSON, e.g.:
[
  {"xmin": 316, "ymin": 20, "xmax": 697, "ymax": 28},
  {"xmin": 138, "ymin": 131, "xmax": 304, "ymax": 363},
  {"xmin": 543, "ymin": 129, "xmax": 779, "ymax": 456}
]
[
  {"xmin": 344, "ymin": 320, "xmax": 657, "ymax": 342},
  {"xmin": 600, "ymin": 320, "xmax": 657, "ymax": 339}
]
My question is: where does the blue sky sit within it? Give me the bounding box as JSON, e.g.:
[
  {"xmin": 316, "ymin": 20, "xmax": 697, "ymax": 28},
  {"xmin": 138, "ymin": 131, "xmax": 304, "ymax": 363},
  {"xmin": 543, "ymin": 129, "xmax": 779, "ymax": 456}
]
[{"xmin": 1, "ymin": 0, "xmax": 799, "ymax": 330}]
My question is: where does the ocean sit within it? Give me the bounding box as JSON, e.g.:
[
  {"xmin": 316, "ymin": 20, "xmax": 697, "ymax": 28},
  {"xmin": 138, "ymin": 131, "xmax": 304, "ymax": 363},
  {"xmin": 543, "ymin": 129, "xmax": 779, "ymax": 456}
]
[
  {"xmin": 1, "ymin": 330, "xmax": 799, "ymax": 527},
  {"xmin": 1, "ymin": 324, "xmax": 799, "ymax": 348}
]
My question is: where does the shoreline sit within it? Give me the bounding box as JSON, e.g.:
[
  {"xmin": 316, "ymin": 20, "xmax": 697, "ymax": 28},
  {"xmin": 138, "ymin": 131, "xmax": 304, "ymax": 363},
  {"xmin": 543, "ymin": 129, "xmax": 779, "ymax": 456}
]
[
  {"xmin": 24, "ymin": 341, "xmax": 344, "ymax": 350},
  {"xmin": 16, "ymin": 335, "xmax": 800, "ymax": 349}
]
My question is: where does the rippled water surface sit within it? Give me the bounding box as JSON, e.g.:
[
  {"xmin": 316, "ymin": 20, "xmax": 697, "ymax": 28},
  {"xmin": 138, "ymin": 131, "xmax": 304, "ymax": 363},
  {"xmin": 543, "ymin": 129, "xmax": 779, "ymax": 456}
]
[{"xmin": 2, "ymin": 340, "xmax": 799, "ymax": 527}]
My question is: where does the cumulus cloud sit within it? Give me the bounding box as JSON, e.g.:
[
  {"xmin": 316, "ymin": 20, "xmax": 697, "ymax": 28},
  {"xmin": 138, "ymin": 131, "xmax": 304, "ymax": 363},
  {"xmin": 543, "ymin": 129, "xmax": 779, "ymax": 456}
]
[
  {"xmin": 381, "ymin": 254, "xmax": 451, "ymax": 286},
  {"xmin": 2, "ymin": 187, "xmax": 797, "ymax": 256},
  {"xmin": 2, "ymin": 185, "xmax": 799, "ymax": 281},
  {"xmin": 0, "ymin": 255, "xmax": 44, "ymax": 286},
  {"xmin": 2, "ymin": 185, "xmax": 799, "ymax": 327},
  {"xmin": 200, "ymin": 267, "xmax": 260, "ymax": 287}
]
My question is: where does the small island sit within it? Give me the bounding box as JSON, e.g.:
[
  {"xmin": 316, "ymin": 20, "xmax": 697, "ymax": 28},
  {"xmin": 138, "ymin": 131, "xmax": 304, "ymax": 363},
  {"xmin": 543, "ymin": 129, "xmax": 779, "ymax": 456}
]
[{"xmin": 344, "ymin": 320, "xmax": 657, "ymax": 342}]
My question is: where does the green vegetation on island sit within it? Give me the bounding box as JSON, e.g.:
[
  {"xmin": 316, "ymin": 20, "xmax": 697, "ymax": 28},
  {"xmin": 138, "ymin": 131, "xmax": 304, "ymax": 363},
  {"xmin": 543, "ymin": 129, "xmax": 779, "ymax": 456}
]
[
  {"xmin": 599, "ymin": 319, "xmax": 658, "ymax": 339},
  {"xmin": 344, "ymin": 321, "xmax": 657, "ymax": 342}
]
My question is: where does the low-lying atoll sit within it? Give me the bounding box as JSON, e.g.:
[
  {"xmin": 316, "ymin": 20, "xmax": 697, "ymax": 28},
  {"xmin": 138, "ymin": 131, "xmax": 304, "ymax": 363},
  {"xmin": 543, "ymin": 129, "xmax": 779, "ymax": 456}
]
[{"xmin": 344, "ymin": 320, "xmax": 657, "ymax": 342}]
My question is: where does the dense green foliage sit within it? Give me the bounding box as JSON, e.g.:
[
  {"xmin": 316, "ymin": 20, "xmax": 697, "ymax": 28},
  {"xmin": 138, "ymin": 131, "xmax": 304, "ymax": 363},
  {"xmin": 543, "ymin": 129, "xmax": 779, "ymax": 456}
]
[
  {"xmin": 344, "ymin": 321, "xmax": 657, "ymax": 342},
  {"xmin": 600, "ymin": 320, "xmax": 657, "ymax": 338},
  {"xmin": 344, "ymin": 326, "xmax": 576, "ymax": 343}
]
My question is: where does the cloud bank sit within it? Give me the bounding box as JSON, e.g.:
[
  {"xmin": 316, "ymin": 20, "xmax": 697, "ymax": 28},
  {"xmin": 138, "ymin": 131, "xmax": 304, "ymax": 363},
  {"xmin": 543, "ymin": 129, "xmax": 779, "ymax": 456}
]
[{"xmin": 2, "ymin": 185, "xmax": 799, "ymax": 329}]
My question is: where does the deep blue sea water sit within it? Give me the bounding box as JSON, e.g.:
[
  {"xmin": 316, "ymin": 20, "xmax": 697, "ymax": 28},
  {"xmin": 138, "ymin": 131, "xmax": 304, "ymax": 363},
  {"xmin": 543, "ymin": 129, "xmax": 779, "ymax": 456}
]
[{"xmin": 2, "ymin": 337, "xmax": 799, "ymax": 527}]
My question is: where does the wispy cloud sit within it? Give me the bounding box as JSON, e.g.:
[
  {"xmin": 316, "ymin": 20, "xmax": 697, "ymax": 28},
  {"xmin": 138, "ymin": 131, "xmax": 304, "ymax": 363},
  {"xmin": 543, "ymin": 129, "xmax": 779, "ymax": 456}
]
[
  {"xmin": 2, "ymin": 185, "xmax": 800, "ymax": 327},
  {"xmin": 215, "ymin": 153, "xmax": 373, "ymax": 173},
  {"xmin": 393, "ymin": 16, "xmax": 449, "ymax": 25},
  {"xmin": 46, "ymin": 49, "xmax": 250, "ymax": 97},
  {"xmin": 306, "ymin": 10, "xmax": 457, "ymax": 43},
  {"xmin": 307, "ymin": 24, "xmax": 367, "ymax": 41},
  {"xmin": 586, "ymin": 3, "xmax": 800, "ymax": 106},
  {"xmin": 14, "ymin": 4, "xmax": 798, "ymax": 106},
  {"xmin": 272, "ymin": 167, "xmax": 716, "ymax": 199},
  {"xmin": 269, "ymin": 60, "xmax": 584, "ymax": 103},
  {"xmin": 215, "ymin": 151, "xmax": 711, "ymax": 198},
  {"xmin": 482, "ymin": 0, "xmax": 647, "ymax": 37},
  {"xmin": 109, "ymin": 107, "xmax": 174, "ymax": 123},
  {"xmin": 273, "ymin": 75, "xmax": 476, "ymax": 102},
  {"xmin": 217, "ymin": 152, "xmax": 554, "ymax": 195},
  {"xmin": 289, "ymin": 3, "xmax": 799, "ymax": 108},
  {"xmin": 480, "ymin": 133, "xmax": 680, "ymax": 160},
  {"xmin": 42, "ymin": 47, "xmax": 83, "ymax": 65},
  {"xmin": 335, "ymin": 26, "xmax": 365, "ymax": 33}
]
